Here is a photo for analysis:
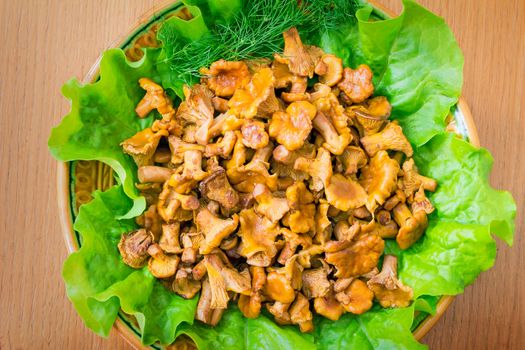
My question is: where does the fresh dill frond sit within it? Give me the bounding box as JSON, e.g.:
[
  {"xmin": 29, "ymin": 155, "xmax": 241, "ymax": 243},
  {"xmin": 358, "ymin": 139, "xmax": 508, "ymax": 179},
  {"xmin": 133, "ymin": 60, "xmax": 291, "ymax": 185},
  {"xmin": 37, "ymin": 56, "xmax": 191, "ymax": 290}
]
[{"xmin": 159, "ymin": 0, "xmax": 361, "ymax": 85}]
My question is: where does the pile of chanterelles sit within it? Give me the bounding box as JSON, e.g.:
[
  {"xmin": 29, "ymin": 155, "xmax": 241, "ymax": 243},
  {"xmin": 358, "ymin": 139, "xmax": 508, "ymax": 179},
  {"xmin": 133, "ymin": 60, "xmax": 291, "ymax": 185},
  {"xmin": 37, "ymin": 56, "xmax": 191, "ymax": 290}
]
[{"xmin": 118, "ymin": 27, "xmax": 436, "ymax": 331}]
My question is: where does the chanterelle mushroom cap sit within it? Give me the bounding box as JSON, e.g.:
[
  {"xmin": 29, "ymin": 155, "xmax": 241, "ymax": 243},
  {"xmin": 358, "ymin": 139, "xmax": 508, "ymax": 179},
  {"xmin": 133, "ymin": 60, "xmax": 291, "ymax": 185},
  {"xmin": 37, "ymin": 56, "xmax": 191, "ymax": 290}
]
[
  {"xmin": 204, "ymin": 130, "xmax": 237, "ymax": 158},
  {"xmin": 277, "ymin": 27, "xmax": 323, "ymax": 78},
  {"xmin": 269, "ymin": 101, "xmax": 317, "ymax": 151},
  {"xmin": 253, "ymin": 183, "xmax": 290, "ymax": 223},
  {"xmin": 367, "ymin": 255, "xmax": 413, "ymax": 308},
  {"xmin": 314, "ymin": 200, "xmax": 332, "ymax": 245},
  {"xmin": 315, "ymin": 54, "xmax": 343, "ymax": 87},
  {"xmin": 241, "ymin": 119, "xmax": 269, "ymax": 149},
  {"xmin": 325, "ymin": 234, "xmax": 385, "ymax": 279},
  {"xmin": 283, "ymin": 182, "xmax": 316, "ymax": 233},
  {"xmin": 237, "ymin": 208, "xmax": 279, "ymax": 266},
  {"xmin": 121, "ymin": 128, "xmax": 168, "ymax": 166},
  {"xmin": 337, "ymin": 64, "xmax": 374, "ymax": 103},
  {"xmin": 325, "ymin": 173, "xmax": 367, "ymax": 211},
  {"xmin": 361, "ymin": 122, "xmax": 413, "ymax": 157},
  {"xmin": 118, "ymin": 228, "xmax": 154, "ymax": 268},
  {"xmin": 176, "ymin": 84, "xmax": 215, "ymax": 145},
  {"xmin": 172, "ymin": 267, "xmax": 201, "ymax": 299},
  {"xmin": 198, "ymin": 167, "xmax": 240, "ymax": 212},
  {"xmin": 312, "ymin": 111, "xmax": 352, "ymax": 155},
  {"xmin": 338, "ymin": 146, "xmax": 368, "ymax": 175},
  {"xmin": 135, "ymin": 78, "xmax": 177, "ymax": 121},
  {"xmin": 294, "ymin": 146, "xmax": 333, "ymax": 192},
  {"xmin": 147, "ymin": 243, "xmax": 180, "ymax": 279},
  {"xmin": 393, "ymin": 203, "xmax": 428, "ymax": 250},
  {"xmin": 400, "ymin": 158, "xmax": 437, "ymax": 198},
  {"xmin": 264, "ymin": 257, "xmax": 303, "ymax": 303},
  {"xmin": 200, "ymin": 59, "xmax": 251, "ymax": 97},
  {"xmin": 289, "ymin": 292, "xmax": 314, "ymax": 333},
  {"xmin": 239, "ymin": 266, "xmax": 266, "ymax": 318},
  {"xmin": 335, "ymin": 279, "xmax": 374, "ymax": 314},
  {"xmin": 302, "ymin": 266, "xmax": 331, "ymax": 299},
  {"xmin": 266, "ymin": 301, "xmax": 292, "ymax": 325},
  {"xmin": 228, "ymin": 67, "xmax": 275, "ymax": 119},
  {"xmin": 205, "ymin": 254, "xmax": 251, "ymax": 295},
  {"xmin": 360, "ymin": 150, "xmax": 400, "ymax": 213},
  {"xmin": 314, "ymin": 289, "xmax": 345, "ymax": 321},
  {"xmin": 195, "ymin": 206, "xmax": 239, "ymax": 255}
]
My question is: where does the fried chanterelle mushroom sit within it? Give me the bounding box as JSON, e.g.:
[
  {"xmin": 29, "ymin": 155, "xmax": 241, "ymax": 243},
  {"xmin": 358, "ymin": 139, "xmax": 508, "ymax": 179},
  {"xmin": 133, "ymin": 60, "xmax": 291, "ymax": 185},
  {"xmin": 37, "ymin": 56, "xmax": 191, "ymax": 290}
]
[{"xmin": 117, "ymin": 28, "xmax": 437, "ymax": 332}]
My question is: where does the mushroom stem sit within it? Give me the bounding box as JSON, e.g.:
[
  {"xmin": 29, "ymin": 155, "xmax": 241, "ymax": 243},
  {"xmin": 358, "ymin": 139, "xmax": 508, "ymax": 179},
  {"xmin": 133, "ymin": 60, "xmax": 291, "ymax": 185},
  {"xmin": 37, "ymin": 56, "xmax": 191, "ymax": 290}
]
[{"xmin": 138, "ymin": 166, "xmax": 174, "ymax": 183}]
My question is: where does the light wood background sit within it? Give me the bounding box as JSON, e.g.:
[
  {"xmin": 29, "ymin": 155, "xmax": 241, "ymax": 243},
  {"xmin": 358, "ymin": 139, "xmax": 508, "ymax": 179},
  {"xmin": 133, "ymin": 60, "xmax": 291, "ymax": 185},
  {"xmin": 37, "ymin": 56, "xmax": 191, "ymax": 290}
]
[{"xmin": 0, "ymin": 0, "xmax": 523, "ymax": 349}]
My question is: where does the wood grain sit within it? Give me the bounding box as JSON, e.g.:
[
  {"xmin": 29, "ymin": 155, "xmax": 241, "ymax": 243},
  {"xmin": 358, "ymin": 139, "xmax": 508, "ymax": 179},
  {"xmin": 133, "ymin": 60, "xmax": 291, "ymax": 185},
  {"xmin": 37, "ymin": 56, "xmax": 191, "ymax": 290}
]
[{"xmin": 0, "ymin": 0, "xmax": 523, "ymax": 349}]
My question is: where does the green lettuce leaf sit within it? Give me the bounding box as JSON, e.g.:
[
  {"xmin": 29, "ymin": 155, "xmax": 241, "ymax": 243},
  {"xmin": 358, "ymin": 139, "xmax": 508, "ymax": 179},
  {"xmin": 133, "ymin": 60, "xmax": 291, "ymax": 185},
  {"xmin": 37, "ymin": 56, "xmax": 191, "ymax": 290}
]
[
  {"xmin": 49, "ymin": 49, "xmax": 162, "ymax": 219},
  {"xmin": 177, "ymin": 308, "xmax": 315, "ymax": 350},
  {"xmin": 63, "ymin": 186, "xmax": 197, "ymax": 345},
  {"xmin": 314, "ymin": 305, "xmax": 426, "ymax": 350}
]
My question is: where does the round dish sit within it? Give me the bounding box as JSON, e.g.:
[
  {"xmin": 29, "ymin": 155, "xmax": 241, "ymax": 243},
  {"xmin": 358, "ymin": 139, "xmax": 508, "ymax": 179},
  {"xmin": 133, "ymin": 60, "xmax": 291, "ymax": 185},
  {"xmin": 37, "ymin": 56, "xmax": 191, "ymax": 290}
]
[{"xmin": 56, "ymin": 1, "xmax": 480, "ymax": 348}]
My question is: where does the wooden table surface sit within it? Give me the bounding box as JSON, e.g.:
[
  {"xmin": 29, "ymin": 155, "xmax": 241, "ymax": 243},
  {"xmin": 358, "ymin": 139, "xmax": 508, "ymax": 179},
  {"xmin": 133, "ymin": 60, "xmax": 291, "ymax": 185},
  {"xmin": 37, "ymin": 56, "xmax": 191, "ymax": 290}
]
[{"xmin": 0, "ymin": 0, "xmax": 523, "ymax": 349}]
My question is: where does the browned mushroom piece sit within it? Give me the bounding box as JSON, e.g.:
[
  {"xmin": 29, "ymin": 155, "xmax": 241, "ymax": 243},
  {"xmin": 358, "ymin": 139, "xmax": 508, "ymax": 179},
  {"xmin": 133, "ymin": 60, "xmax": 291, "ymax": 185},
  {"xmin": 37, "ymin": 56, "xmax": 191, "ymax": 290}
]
[
  {"xmin": 334, "ymin": 220, "xmax": 360, "ymax": 242},
  {"xmin": 301, "ymin": 266, "xmax": 331, "ymax": 299},
  {"xmin": 204, "ymin": 130, "xmax": 237, "ymax": 158},
  {"xmin": 312, "ymin": 111, "xmax": 352, "ymax": 155},
  {"xmin": 392, "ymin": 202, "xmax": 428, "ymax": 250},
  {"xmin": 157, "ymin": 182, "xmax": 199, "ymax": 222},
  {"xmin": 118, "ymin": 229, "xmax": 154, "ymax": 268},
  {"xmin": 238, "ymin": 266, "xmax": 266, "ymax": 318},
  {"xmin": 136, "ymin": 204, "xmax": 162, "ymax": 240},
  {"xmin": 367, "ymin": 255, "xmax": 413, "ymax": 308},
  {"xmin": 325, "ymin": 234, "xmax": 385, "ymax": 279},
  {"xmin": 159, "ymin": 222, "xmax": 182, "ymax": 254},
  {"xmin": 335, "ymin": 279, "xmax": 374, "ymax": 314},
  {"xmin": 277, "ymin": 228, "xmax": 313, "ymax": 265},
  {"xmin": 411, "ymin": 187, "xmax": 435, "ymax": 215},
  {"xmin": 400, "ymin": 158, "xmax": 437, "ymax": 198},
  {"xmin": 228, "ymin": 67, "xmax": 275, "ymax": 119},
  {"xmin": 196, "ymin": 277, "xmax": 225, "ymax": 326},
  {"xmin": 264, "ymin": 257, "xmax": 303, "ymax": 304},
  {"xmin": 266, "ymin": 301, "xmax": 292, "ymax": 325},
  {"xmin": 338, "ymin": 146, "xmax": 368, "ymax": 175},
  {"xmin": 360, "ymin": 214, "xmax": 399, "ymax": 239},
  {"xmin": 294, "ymin": 146, "xmax": 332, "ymax": 192},
  {"xmin": 314, "ymin": 289, "xmax": 345, "ymax": 321},
  {"xmin": 121, "ymin": 128, "xmax": 168, "ymax": 166},
  {"xmin": 289, "ymin": 292, "xmax": 314, "ymax": 332},
  {"xmin": 198, "ymin": 167, "xmax": 240, "ymax": 212},
  {"xmin": 212, "ymin": 96, "xmax": 230, "ymax": 113},
  {"xmin": 315, "ymin": 54, "xmax": 343, "ymax": 87},
  {"xmin": 337, "ymin": 65, "xmax": 374, "ymax": 104},
  {"xmin": 360, "ymin": 150, "xmax": 400, "ymax": 213},
  {"xmin": 252, "ymin": 183, "xmax": 290, "ymax": 223},
  {"xmin": 195, "ymin": 206, "xmax": 239, "ymax": 254},
  {"xmin": 361, "ymin": 122, "xmax": 413, "ymax": 157},
  {"xmin": 180, "ymin": 229, "xmax": 203, "ymax": 264},
  {"xmin": 241, "ymin": 119, "xmax": 269, "ymax": 149},
  {"xmin": 314, "ymin": 200, "xmax": 332, "ymax": 245},
  {"xmin": 205, "ymin": 254, "xmax": 251, "ymax": 297},
  {"xmin": 172, "ymin": 266, "xmax": 202, "ymax": 299},
  {"xmin": 325, "ymin": 173, "xmax": 367, "ymax": 211},
  {"xmin": 237, "ymin": 208, "xmax": 280, "ymax": 266},
  {"xmin": 147, "ymin": 243, "xmax": 179, "ymax": 278},
  {"xmin": 282, "ymin": 182, "xmax": 316, "ymax": 234},
  {"xmin": 276, "ymin": 27, "xmax": 323, "ymax": 78},
  {"xmin": 176, "ymin": 84, "xmax": 215, "ymax": 145},
  {"xmin": 269, "ymin": 101, "xmax": 317, "ymax": 151},
  {"xmin": 200, "ymin": 59, "xmax": 251, "ymax": 97}
]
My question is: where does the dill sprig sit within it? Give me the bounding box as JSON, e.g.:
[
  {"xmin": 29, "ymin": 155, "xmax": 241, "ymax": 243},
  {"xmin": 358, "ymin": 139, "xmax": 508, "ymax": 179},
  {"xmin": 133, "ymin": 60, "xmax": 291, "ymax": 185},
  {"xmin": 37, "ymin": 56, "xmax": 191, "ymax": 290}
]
[{"xmin": 159, "ymin": 0, "xmax": 360, "ymax": 85}]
